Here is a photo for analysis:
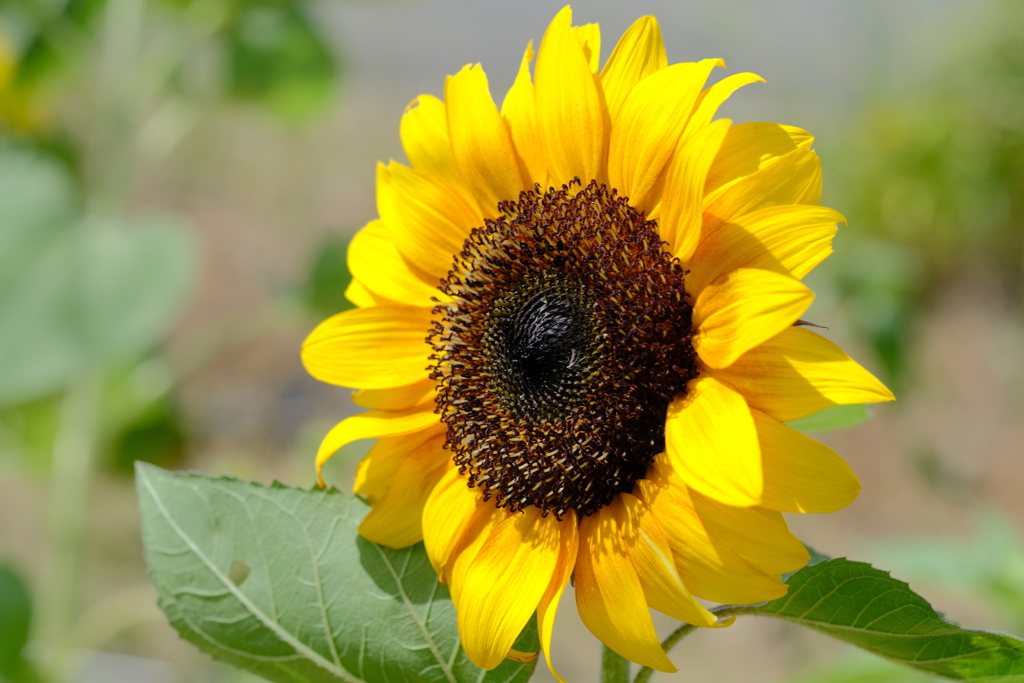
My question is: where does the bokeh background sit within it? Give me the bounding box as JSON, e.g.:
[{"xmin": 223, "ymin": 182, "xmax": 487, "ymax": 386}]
[{"xmin": 1, "ymin": 0, "xmax": 1023, "ymax": 682}]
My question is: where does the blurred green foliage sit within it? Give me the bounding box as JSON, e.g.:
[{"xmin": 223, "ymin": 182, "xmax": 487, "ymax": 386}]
[
  {"xmin": 785, "ymin": 403, "xmax": 871, "ymax": 433},
  {"xmin": 303, "ymin": 234, "xmax": 355, "ymax": 318},
  {"xmin": 0, "ymin": 565, "xmax": 41, "ymax": 683},
  {"xmin": 0, "ymin": 0, "xmax": 350, "ymax": 679},
  {"xmin": 0, "ymin": 145, "xmax": 198, "ymax": 407},
  {"xmin": 109, "ymin": 396, "xmax": 186, "ymax": 472},
  {"xmin": 832, "ymin": 0, "xmax": 1024, "ymax": 384},
  {"xmin": 0, "ymin": 0, "xmax": 341, "ymax": 132},
  {"xmin": 226, "ymin": 3, "xmax": 339, "ymax": 121}
]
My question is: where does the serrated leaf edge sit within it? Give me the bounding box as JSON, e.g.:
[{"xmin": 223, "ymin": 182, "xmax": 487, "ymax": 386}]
[
  {"xmin": 755, "ymin": 558, "xmax": 1024, "ymax": 679},
  {"xmin": 138, "ymin": 465, "xmax": 361, "ymax": 683}
]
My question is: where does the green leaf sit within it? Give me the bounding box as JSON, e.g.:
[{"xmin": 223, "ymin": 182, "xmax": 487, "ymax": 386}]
[
  {"xmin": 752, "ymin": 558, "xmax": 1024, "ymax": 681},
  {"xmin": 0, "ymin": 209, "xmax": 198, "ymax": 406},
  {"xmin": 135, "ymin": 463, "xmax": 539, "ymax": 683},
  {"xmin": 0, "ymin": 145, "xmax": 77, "ymax": 308},
  {"xmin": 75, "ymin": 215, "xmax": 198, "ymax": 362},
  {"xmin": 785, "ymin": 404, "xmax": 871, "ymax": 433}
]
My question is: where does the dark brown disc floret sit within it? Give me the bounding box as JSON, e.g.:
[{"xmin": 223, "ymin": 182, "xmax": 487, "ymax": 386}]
[{"xmin": 429, "ymin": 180, "xmax": 698, "ymax": 518}]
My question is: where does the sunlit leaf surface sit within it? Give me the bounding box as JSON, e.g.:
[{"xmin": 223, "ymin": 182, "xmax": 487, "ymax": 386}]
[
  {"xmin": 757, "ymin": 558, "xmax": 1024, "ymax": 681},
  {"xmin": 136, "ymin": 463, "xmax": 538, "ymax": 683}
]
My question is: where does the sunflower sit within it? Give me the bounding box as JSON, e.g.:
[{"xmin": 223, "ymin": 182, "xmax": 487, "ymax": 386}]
[{"xmin": 302, "ymin": 6, "xmax": 894, "ymax": 679}]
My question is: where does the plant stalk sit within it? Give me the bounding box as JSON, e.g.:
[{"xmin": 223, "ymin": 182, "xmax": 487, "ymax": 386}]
[
  {"xmin": 36, "ymin": 372, "xmax": 103, "ymax": 681},
  {"xmin": 600, "ymin": 645, "xmax": 631, "ymax": 683},
  {"xmin": 632, "ymin": 606, "xmax": 756, "ymax": 683}
]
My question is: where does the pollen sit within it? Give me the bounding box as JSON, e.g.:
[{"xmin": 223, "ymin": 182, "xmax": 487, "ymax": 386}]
[{"xmin": 430, "ymin": 180, "xmax": 699, "ymax": 518}]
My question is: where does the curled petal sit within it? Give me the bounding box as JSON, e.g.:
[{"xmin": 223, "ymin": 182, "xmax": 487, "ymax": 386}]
[
  {"xmin": 314, "ymin": 408, "xmax": 439, "ymax": 486},
  {"xmin": 358, "ymin": 433, "xmax": 451, "ymax": 548}
]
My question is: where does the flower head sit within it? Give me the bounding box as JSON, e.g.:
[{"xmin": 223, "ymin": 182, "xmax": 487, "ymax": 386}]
[{"xmin": 302, "ymin": 7, "xmax": 894, "ymax": 678}]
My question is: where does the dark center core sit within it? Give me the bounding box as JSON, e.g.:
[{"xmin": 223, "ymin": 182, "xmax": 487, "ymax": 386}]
[
  {"xmin": 429, "ymin": 180, "xmax": 698, "ymax": 518},
  {"xmin": 485, "ymin": 275, "xmax": 599, "ymax": 421}
]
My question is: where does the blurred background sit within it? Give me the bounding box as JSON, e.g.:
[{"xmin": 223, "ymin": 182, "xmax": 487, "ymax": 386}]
[{"xmin": 1, "ymin": 0, "xmax": 1022, "ymax": 682}]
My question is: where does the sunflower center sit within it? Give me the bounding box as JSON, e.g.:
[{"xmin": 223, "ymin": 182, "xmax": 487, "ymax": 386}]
[
  {"xmin": 430, "ymin": 180, "xmax": 699, "ymax": 518},
  {"xmin": 484, "ymin": 275, "xmax": 599, "ymax": 421}
]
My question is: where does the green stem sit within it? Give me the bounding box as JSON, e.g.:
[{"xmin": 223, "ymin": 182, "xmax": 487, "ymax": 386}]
[
  {"xmin": 601, "ymin": 645, "xmax": 630, "ymax": 683},
  {"xmin": 632, "ymin": 606, "xmax": 755, "ymax": 683},
  {"xmin": 36, "ymin": 372, "xmax": 103, "ymax": 681}
]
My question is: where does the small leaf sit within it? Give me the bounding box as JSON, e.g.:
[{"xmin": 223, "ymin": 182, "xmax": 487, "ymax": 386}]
[
  {"xmin": 786, "ymin": 404, "xmax": 871, "ymax": 433},
  {"xmin": 752, "ymin": 558, "xmax": 1024, "ymax": 680},
  {"xmin": 135, "ymin": 463, "xmax": 539, "ymax": 683}
]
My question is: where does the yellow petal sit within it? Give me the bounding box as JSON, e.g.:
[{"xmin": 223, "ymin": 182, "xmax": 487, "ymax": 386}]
[
  {"xmin": 501, "ymin": 42, "xmax": 547, "ymax": 187},
  {"xmin": 705, "ymin": 122, "xmax": 814, "ymax": 196},
  {"xmin": 665, "ymin": 377, "xmax": 762, "ymax": 507},
  {"xmin": 618, "ymin": 493, "xmax": 718, "ymax": 627},
  {"xmin": 704, "ymin": 124, "xmax": 823, "ymax": 231},
  {"xmin": 753, "ymin": 408, "xmax": 861, "ymax": 513},
  {"xmin": 575, "ymin": 23, "xmax": 601, "ymax": 73},
  {"xmin": 693, "ymin": 268, "xmax": 814, "ymax": 369},
  {"xmin": 400, "ymin": 95, "xmax": 478, "ymax": 211},
  {"xmin": 636, "ymin": 460, "xmax": 788, "ymax": 604},
  {"xmin": 687, "ymin": 205, "xmax": 844, "ymax": 295},
  {"xmin": 448, "ymin": 503, "xmax": 508, "ymax": 607},
  {"xmin": 608, "ymin": 59, "xmax": 723, "ymax": 206},
  {"xmin": 655, "ymin": 118, "xmax": 731, "ymax": 261},
  {"xmin": 711, "ymin": 326, "xmax": 895, "ymax": 421},
  {"xmin": 576, "ymin": 500, "xmax": 677, "ymax": 673},
  {"xmin": 704, "ymin": 146, "xmax": 822, "ymax": 230},
  {"xmin": 344, "ymin": 279, "xmax": 378, "ymax": 308},
  {"xmin": 353, "ymin": 424, "xmax": 446, "ymax": 502},
  {"xmin": 301, "ymin": 305, "xmax": 433, "ymax": 389},
  {"xmin": 688, "ymin": 489, "xmax": 808, "ymax": 576},
  {"xmin": 458, "ymin": 508, "xmax": 564, "ymax": 670},
  {"xmin": 348, "ymin": 219, "xmax": 444, "ymax": 306},
  {"xmin": 377, "ymin": 161, "xmax": 482, "ymax": 283},
  {"xmin": 682, "ymin": 72, "xmax": 764, "ymax": 139},
  {"xmin": 446, "ymin": 64, "xmax": 525, "ymax": 216},
  {"xmin": 352, "ymin": 377, "xmax": 436, "ymax": 412},
  {"xmin": 536, "ymin": 512, "xmax": 578, "ymax": 683},
  {"xmin": 422, "ymin": 468, "xmax": 484, "ymax": 575},
  {"xmin": 358, "ymin": 433, "xmax": 451, "ymax": 549},
  {"xmin": 600, "ymin": 16, "xmax": 668, "ymax": 120},
  {"xmin": 535, "ymin": 6, "xmax": 606, "ymax": 186},
  {"xmin": 314, "ymin": 407, "xmax": 440, "ymax": 486}
]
